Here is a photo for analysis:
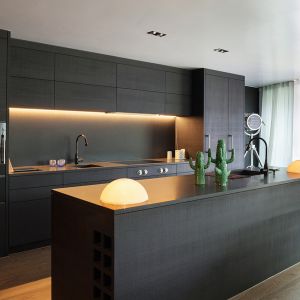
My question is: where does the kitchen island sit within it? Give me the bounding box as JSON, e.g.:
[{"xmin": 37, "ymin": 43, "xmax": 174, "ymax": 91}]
[{"xmin": 52, "ymin": 170, "xmax": 300, "ymax": 300}]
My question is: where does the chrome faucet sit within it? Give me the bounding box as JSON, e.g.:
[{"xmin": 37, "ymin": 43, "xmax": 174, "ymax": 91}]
[
  {"xmin": 246, "ymin": 137, "xmax": 269, "ymax": 175},
  {"xmin": 75, "ymin": 134, "xmax": 88, "ymax": 165}
]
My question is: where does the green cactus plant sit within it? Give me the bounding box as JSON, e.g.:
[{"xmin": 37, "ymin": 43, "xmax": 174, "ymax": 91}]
[
  {"xmin": 209, "ymin": 139, "xmax": 235, "ymax": 186},
  {"xmin": 189, "ymin": 150, "xmax": 211, "ymax": 185}
]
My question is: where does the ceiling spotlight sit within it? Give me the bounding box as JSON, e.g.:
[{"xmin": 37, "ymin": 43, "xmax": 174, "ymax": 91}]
[
  {"xmin": 147, "ymin": 30, "xmax": 167, "ymax": 37},
  {"xmin": 214, "ymin": 48, "xmax": 229, "ymax": 53}
]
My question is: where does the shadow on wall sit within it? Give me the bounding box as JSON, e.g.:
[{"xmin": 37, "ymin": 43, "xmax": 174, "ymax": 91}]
[{"xmin": 9, "ymin": 109, "xmax": 175, "ymax": 166}]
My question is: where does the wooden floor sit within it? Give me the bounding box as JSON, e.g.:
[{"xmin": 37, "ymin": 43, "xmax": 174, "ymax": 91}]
[{"xmin": 0, "ymin": 246, "xmax": 300, "ymax": 299}]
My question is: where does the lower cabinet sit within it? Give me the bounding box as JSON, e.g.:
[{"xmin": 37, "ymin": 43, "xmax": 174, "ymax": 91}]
[
  {"xmin": 0, "ymin": 202, "xmax": 6, "ymax": 256},
  {"xmin": 9, "ymin": 198, "xmax": 51, "ymax": 249},
  {"xmin": 9, "ymin": 185, "xmax": 61, "ymax": 249}
]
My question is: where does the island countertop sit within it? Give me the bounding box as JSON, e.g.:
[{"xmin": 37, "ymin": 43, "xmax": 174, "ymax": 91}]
[{"xmin": 53, "ymin": 168, "xmax": 300, "ymax": 214}]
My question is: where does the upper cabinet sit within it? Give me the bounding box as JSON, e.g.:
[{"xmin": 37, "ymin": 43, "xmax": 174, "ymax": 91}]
[
  {"xmin": 6, "ymin": 38, "xmax": 194, "ymax": 116},
  {"xmin": 166, "ymin": 72, "xmax": 192, "ymax": 95},
  {"xmin": 165, "ymin": 72, "xmax": 192, "ymax": 116},
  {"xmin": 0, "ymin": 34, "xmax": 8, "ymax": 120},
  {"xmin": 117, "ymin": 64, "xmax": 165, "ymax": 92},
  {"xmin": 8, "ymin": 46, "xmax": 55, "ymax": 109},
  {"xmin": 9, "ymin": 47, "xmax": 54, "ymax": 80},
  {"xmin": 55, "ymin": 54, "xmax": 116, "ymax": 86},
  {"xmin": 116, "ymin": 64, "xmax": 166, "ymax": 114}
]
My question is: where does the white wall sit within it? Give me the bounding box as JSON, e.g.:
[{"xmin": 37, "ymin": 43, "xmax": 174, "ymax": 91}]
[{"xmin": 293, "ymin": 81, "xmax": 300, "ymax": 160}]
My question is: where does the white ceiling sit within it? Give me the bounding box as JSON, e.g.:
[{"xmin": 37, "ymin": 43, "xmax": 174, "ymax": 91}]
[{"xmin": 0, "ymin": 0, "xmax": 299, "ymax": 87}]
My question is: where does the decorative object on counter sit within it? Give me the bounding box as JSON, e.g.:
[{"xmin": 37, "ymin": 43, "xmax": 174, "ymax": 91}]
[
  {"xmin": 189, "ymin": 150, "xmax": 211, "ymax": 185},
  {"xmin": 8, "ymin": 159, "xmax": 14, "ymax": 173},
  {"xmin": 100, "ymin": 178, "xmax": 149, "ymax": 205},
  {"xmin": 210, "ymin": 139, "xmax": 234, "ymax": 186},
  {"xmin": 167, "ymin": 151, "xmax": 172, "ymax": 160},
  {"xmin": 49, "ymin": 160, "xmax": 57, "ymax": 167},
  {"xmin": 57, "ymin": 159, "xmax": 66, "ymax": 167},
  {"xmin": 288, "ymin": 160, "xmax": 300, "ymax": 174},
  {"xmin": 175, "ymin": 149, "xmax": 185, "ymax": 160}
]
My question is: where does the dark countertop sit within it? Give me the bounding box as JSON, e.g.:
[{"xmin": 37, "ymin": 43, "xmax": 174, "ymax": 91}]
[
  {"xmin": 9, "ymin": 158, "xmax": 190, "ymax": 176},
  {"xmin": 53, "ymin": 168, "xmax": 300, "ymax": 214}
]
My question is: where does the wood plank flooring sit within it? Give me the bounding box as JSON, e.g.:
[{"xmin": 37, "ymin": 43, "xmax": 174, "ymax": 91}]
[{"xmin": 0, "ymin": 246, "xmax": 300, "ymax": 299}]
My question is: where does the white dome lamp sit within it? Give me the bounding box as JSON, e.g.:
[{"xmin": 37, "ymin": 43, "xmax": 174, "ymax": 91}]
[{"xmin": 100, "ymin": 178, "xmax": 149, "ymax": 205}]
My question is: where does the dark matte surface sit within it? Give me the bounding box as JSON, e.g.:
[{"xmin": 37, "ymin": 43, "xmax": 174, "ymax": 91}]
[
  {"xmin": 117, "ymin": 64, "xmax": 165, "ymax": 92},
  {"xmin": 55, "ymin": 81, "xmax": 116, "ymax": 112},
  {"xmin": 9, "ymin": 109, "xmax": 175, "ymax": 166},
  {"xmin": 8, "ymin": 77, "xmax": 54, "ymax": 109},
  {"xmin": 0, "ymin": 203, "xmax": 5, "ymax": 255},
  {"xmin": 8, "ymin": 38, "xmax": 193, "ymax": 116},
  {"xmin": 52, "ymin": 169, "xmax": 300, "ymax": 300},
  {"xmin": 8, "ymin": 46, "xmax": 54, "ymax": 80},
  {"xmin": 166, "ymin": 71, "xmax": 192, "ymax": 95},
  {"xmin": 55, "ymin": 54, "xmax": 116, "ymax": 86},
  {"xmin": 165, "ymin": 93, "xmax": 192, "ymax": 116},
  {"xmin": 117, "ymin": 88, "xmax": 165, "ymax": 114},
  {"xmin": 114, "ymin": 180, "xmax": 300, "ymax": 300},
  {"xmin": 228, "ymin": 78, "xmax": 245, "ymax": 169},
  {"xmin": 0, "ymin": 38, "xmax": 7, "ymax": 121},
  {"xmin": 54, "ymin": 169, "xmax": 300, "ymax": 214}
]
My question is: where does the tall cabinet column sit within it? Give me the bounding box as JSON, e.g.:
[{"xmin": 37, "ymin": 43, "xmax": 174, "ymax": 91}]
[{"xmin": 0, "ymin": 29, "xmax": 9, "ymax": 256}]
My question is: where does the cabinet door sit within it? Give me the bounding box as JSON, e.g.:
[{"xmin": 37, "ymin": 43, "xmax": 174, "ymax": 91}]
[
  {"xmin": 9, "ymin": 197, "xmax": 51, "ymax": 248},
  {"xmin": 0, "ymin": 176, "xmax": 5, "ymax": 202},
  {"xmin": 9, "ymin": 47, "xmax": 54, "ymax": 80},
  {"xmin": 228, "ymin": 79, "xmax": 245, "ymax": 169},
  {"xmin": 55, "ymin": 82, "xmax": 116, "ymax": 112},
  {"xmin": 117, "ymin": 88, "xmax": 165, "ymax": 114},
  {"xmin": 0, "ymin": 38, "xmax": 7, "ymax": 121},
  {"xmin": 165, "ymin": 93, "xmax": 192, "ymax": 116},
  {"xmin": 8, "ymin": 77, "xmax": 54, "ymax": 109},
  {"xmin": 0, "ymin": 202, "xmax": 6, "ymax": 256},
  {"xmin": 166, "ymin": 72, "xmax": 191, "ymax": 95},
  {"xmin": 204, "ymin": 75, "xmax": 229, "ymax": 168},
  {"xmin": 55, "ymin": 54, "xmax": 116, "ymax": 87},
  {"xmin": 117, "ymin": 64, "xmax": 165, "ymax": 92}
]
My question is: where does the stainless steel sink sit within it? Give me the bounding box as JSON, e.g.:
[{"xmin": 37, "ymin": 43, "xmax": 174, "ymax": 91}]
[
  {"xmin": 231, "ymin": 169, "xmax": 262, "ymax": 176},
  {"xmin": 75, "ymin": 164, "xmax": 102, "ymax": 169},
  {"xmin": 14, "ymin": 167, "xmax": 42, "ymax": 173}
]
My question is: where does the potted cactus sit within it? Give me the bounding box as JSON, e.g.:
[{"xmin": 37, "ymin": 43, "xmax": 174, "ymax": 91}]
[
  {"xmin": 189, "ymin": 150, "xmax": 211, "ymax": 185},
  {"xmin": 209, "ymin": 139, "xmax": 234, "ymax": 186}
]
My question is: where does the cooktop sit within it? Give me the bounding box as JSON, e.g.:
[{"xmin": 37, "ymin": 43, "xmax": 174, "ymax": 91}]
[{"xmin": 117, "ymin": 159, "xmax": 165, "ymax": 165}]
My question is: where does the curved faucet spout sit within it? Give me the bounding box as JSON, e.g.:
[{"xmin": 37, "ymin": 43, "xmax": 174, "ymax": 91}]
[
  {"xmin": 75, "ymin": 134, "xmax": 88, "ymax": 165},
  {"xmin": 246, "ymin": 137, "xmax": 269, "ymax": 175}
]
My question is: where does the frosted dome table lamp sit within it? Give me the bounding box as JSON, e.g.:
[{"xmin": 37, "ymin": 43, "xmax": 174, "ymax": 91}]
[
  {"xmin": 287, "ymin": 160, "xmax": 300, "ymax": 174},
  {"xmin": 100, "ymin": 178, "xmax": 148, "ymax": 205}
]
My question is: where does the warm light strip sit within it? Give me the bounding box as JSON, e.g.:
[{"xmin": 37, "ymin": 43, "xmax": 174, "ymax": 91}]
[{"xmin": 9, "ymin": 107, "xmax": 176, "ymax": 119}]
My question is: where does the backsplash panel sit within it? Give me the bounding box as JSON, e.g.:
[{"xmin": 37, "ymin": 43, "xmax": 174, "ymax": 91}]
[{"xmin": 9, "ymin": 109, "xmax": 175, "ymax": 166}]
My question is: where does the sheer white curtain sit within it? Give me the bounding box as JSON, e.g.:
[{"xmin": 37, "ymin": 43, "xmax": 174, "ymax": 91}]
[
  {"xmin": 260, "ymin": 81, "xmax": 294, "ymax": 167},
  {"xmin": 293, "ymin": 80, "xmax": 300, "ymax": 160}
]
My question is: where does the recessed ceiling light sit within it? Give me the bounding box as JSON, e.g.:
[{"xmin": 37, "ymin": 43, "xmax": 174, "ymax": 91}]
[
  {"xmin": 147, "ymin": 30, "xmax": 167, "ymax": 37},
  {"xmin": 214, "ymin": 48, "xmax": 229, "ymax": 53}
]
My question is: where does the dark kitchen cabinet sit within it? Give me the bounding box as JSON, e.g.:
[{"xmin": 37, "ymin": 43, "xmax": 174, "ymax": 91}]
[
  {"xmin": 9, "ymin": 196, "xmax": 51, "ymax": 248},
  {"xmin": 7, "ymin": 77, "xmax": 54, "ymax": 109},
  {"xmin": 9, "ymin": 47, "xmax": 54, "ymax": 80},
  {"xmin": 55, "ymin": 81, "xmax": 116, "ymax": 112},
  {"xmin": 228, "ymin": 78, "xmax": 245, "ymax": 169},
  {"xmin": 166, "ymin": 72, "xmax": 192, "ymax": 95},
  {"xmin": 9, "ymin": 173, "xmax": 63, "ymax": 250},
  {"xmin": 165, "ymin": 93, "xmax": 192, "ymax": 116},
  {"xmin": 0, "ymin": 37, "xmax": 7, "ymax": 121},
  {"xmin": 117, "ymin": 64, "xmax": 165, "ymax": 92},
  {"xmin": 55, "ymin": 54, "xmax": 116, "ymax": 87},
  {"xmin": 0, "ymin": 202, "xmax": 5, "ymax": 256},
  {"xmin": 117, "ymin": 88, "xmax": 165, "ymax": 114},
  {"xmin": 63, "ymin": 168, "xmax": 127, "ymax": 185},
  {"xmin": 0, "ymin": 176, "xmax": 5, "ymax": 202},
  {"xmin": 127, "ymin": 164, "xmax": 176, "ymax": 179},
  {"xmin": 179, "ymin": 69, "xmax": 245, "ymax": 168},
  {"xmin": 202, "ymin": 70, "xmax": 245, "ymax": 170}
]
